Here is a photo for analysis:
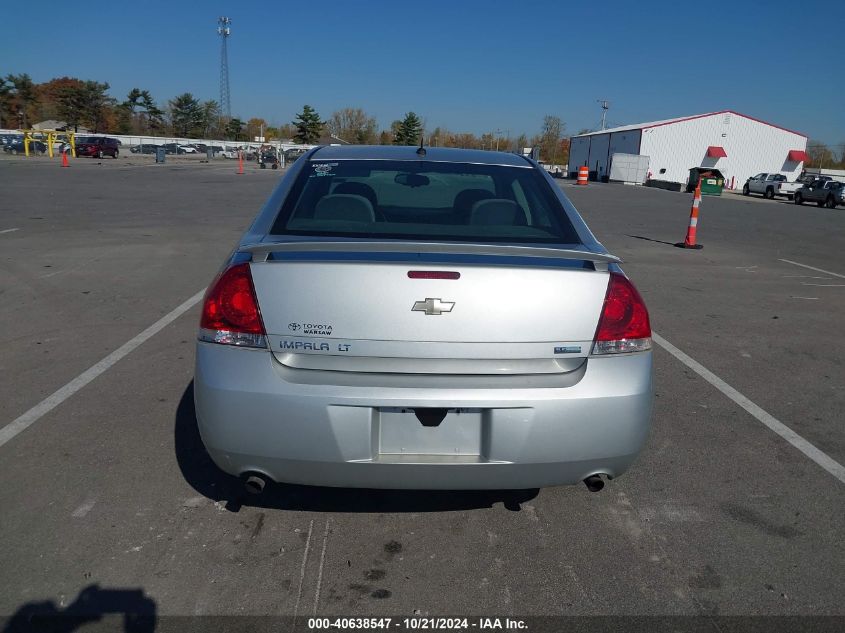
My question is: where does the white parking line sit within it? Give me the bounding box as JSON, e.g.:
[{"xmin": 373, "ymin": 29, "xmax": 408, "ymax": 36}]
[
  {"xmin": 652, "ymin": 332, "xmax": 845, "ymax": 484},
  {"xmin": 0, "ymin": 289, "xmax": 205, "ymax": 449},
  {"xmin": 312, "ymin": 519, "xmax": 331, "ymax": 615},
  {"xmin": 71, "ymin": 497, "xmax": 97, "ymax": 518},
  {"xmin": 292, "ymin": 520, "xmax": 314, "ymax": 628},
  {"xmin": 0, "ymin": 228, "xmax": 20, "ymax": 234},
  {"xmin": 779, "ymin": 259, "xmax": 845, "ymax": 280}
]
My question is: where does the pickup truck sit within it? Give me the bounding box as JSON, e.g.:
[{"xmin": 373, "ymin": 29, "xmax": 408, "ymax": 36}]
[
  {"xmin": 794, "ymin": 179, "xmax": 844, "ymax": 208},
  {"xmin": 776, "ymin": 174, "xmax": 825, "ymax": 200},
  {"xmin": 742, "ymin": 173, "xmax": 787, "ymax": 199}
]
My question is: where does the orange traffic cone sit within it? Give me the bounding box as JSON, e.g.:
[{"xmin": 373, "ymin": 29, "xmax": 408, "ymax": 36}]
[
  {"xmin": 61, "ymin": 150, "xmax": 69, "ymax": 168},
  {"xmin": 237, "ymin": 151, "xmax": 244, "ymax": 175},
  {"xmin": 577, "ymin": 165, "xmax": 588, "ymax": 185},
  {"xmin": 676, "ymin": 179, "xmax": 704, "ymax": 249}
]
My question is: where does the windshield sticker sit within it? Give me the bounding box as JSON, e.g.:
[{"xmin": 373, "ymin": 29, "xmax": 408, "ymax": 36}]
[{"xmin": 311, "ymin": 163, "xmax": 338, "ymax": 177}]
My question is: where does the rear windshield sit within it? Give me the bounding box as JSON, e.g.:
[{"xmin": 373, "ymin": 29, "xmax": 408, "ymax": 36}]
[{"xmin": 270, "ymin": 159, "xmax": 580, "ymax": 244}]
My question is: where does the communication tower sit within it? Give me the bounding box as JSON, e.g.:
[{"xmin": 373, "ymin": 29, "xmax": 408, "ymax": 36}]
[{"xmin": 217, "ymin": 17, "xmax": 232, "ymax": 119}]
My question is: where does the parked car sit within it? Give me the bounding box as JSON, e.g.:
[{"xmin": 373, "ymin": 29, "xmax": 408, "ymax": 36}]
[
  {"xmin": 75, "ymin": 136, "xmax": 120, "ymax": 158},
  {"xmin": 743, "ymin": 173, "xmax": 786, "ymax": 199},
  {"xmin": 179, "ymin": 144, "xmax": 198, "ymax": 154},
  {"xmin": 194, "ymin": 145, "xmax": 654, "ymax": 491},
  {"xmin": 3, "ymin": 139, "xmax": 47, "ymax": 155},
  {"xmin": 160, "ymin": 143, "xmax": 187, "ymax": 155},
  {"xmin": 794, "ymin": 179, "xmax": 844, "ymax": 208},
  {"xmin": 283, "ymin": 148, "xmax": 308, "ymax": 163},
  {"xmin": 0, "ymin": 134, "xmax": 20, "ymax": 147},
  {"xmin": 129, "ymin": 144, "xmax": 161, "ymax": 155},
  {"xmin": 776, "ymin": 174, "xmax": 821, "ymax": 200}
]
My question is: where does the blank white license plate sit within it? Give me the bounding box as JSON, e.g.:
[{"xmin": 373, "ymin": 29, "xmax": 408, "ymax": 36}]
[{"xmin": 378, "ymin": 408, "xmax": 482, "ymax": 456}]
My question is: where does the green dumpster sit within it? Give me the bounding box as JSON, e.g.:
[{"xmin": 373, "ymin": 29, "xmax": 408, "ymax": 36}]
[{"xmin": 687, "ymin": 167, "xmax": 724, "ymax": 196}]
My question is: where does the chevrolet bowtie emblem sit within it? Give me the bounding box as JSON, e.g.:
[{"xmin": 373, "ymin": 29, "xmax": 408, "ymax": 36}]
[{"xmin": 412, "ymin": 298, "xmax": 455, "ymax": 316}]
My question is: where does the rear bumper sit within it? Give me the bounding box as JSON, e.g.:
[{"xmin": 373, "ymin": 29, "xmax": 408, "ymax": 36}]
[{"xmin": 194, "ymin": 343, "xmax": 653, "ymax": 489}]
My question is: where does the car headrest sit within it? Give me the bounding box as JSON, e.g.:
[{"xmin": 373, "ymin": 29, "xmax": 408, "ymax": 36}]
[
  {"xmin": 333, "ymin": 182, "xmax": 378, "ymax": 209},
  {"xmin": 453, "ymin": 188, "xmax": 495, "ymax": 214},
  {"xmin": 314, "ymin": 194, "xmax": 376, "ymax": 223},
  {"xmin": 470, "ymin": 198, "xmax": 526, "ymax": 225}
]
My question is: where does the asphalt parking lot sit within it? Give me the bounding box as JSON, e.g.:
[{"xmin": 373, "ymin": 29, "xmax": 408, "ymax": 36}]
[{"xmin": 1, "ymin": 156, "xmax": 843, "ymax": 631}]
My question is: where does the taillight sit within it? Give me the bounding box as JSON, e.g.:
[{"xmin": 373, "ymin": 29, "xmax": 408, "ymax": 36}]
[
  {"xmin": 199, "ymin": 263, "xmax": 267, "ymax": 348},
  {"xmin": 591, "ymin": 272, "xmax": 651, "ymax": 355}
]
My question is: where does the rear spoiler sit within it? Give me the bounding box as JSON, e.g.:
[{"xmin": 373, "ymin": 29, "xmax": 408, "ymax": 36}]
[{"xmin": 240, "ymin": 241, "xmax": 621, "ymax": 271}]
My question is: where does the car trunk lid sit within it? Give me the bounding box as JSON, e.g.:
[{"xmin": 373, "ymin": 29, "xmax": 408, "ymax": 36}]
[{"xmin": 245, "ymin": 241, "xmax": 616, "ymax": 372}]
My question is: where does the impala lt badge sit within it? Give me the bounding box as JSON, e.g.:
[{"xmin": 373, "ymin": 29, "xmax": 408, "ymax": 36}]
[{"xmin": 412, "ymin": 298, "xmax": 455, "ymax": 316}]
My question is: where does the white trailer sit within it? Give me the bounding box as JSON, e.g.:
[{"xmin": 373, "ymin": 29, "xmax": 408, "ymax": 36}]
[{"xmin": 609, "ymin": 153, "xmax": 650, "ymax": 185}]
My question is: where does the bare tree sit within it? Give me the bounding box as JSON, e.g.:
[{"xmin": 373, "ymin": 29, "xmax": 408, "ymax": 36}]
[
  {"xmin": 540, "ymin": 115, "xmax": 565, "ymax": 164},
  {"xmin": 806, "ymin": 140, "xmax": 835, "ymax": 169},
  {"xmin": 327, "ymin": 107, "xmax": 378, "ymax": 144}
]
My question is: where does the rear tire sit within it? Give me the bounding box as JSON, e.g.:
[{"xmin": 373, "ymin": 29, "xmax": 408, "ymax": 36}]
[
  {"xmin": 742, "ymin": 184, "xmax": 750, "ymax": 196},
  {"xmin": 794, "ymin": 193, "xmax": 803, "ymax": 205},
  {"xmin": 114, "ymin": 149, "xmax": 119, "ymax": 158},
  {"xmin": 825, "ymin": 196, "xmax": 836, "ymax": 209},
  {"xmin": 97, "ymin": 150, "xmax": 104, "ymax": 159},
  {"xmin": 765, "ymin": 187, "xmax": 775, "ymax": 199}
]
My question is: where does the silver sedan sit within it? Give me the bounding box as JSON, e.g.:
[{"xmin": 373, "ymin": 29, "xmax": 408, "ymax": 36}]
[{"xmin": 195, "ymin": 145, "xmax": 653, "ymax": 491}]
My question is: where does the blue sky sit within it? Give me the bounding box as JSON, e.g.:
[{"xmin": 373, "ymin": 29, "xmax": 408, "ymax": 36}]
[{"xmin": 3, "ymin": 0, "xmax": 844, "ymax": 145}]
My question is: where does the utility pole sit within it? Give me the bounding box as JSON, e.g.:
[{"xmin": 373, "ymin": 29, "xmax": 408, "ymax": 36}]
[
  {"xmin": 597, "ymin": 100, "xmax": 609, "ymax": 130},
  {"xmin": 217, "ymin": 17, "xmax": 232, "ymax": 120}
]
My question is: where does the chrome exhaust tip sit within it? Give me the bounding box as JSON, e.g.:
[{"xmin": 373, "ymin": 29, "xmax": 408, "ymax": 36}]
[
  {"xmin": 583, "ymin": 474, "xmax": 605, "ymax": 492},
  {"xmin": 243, "ymin": 473, "xmax": 268, "ymax": 495}
]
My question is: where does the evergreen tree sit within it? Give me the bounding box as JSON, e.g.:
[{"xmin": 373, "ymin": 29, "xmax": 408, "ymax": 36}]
[
  {"xmin": 54, "ymin": 80, "xmax": 88, "ymax": 131},
  {"xmin": 292, "ymin": 105, "xmax": 323, "ymax": 144},
  {"xmin": 393, "ymin": 112, "xmax": 423, "ymax": 145},
  {"xmin": 81, "ymin": 81, "xmax": 115, "ymax": 133},
  {"xmin": 5, "ymin": 73, "xmax": 39, "ymax": 128},
  {"xmin": 140, "ymin": 91, "xmax": 165, "ymax": 132},
  {"xmin": 169, "ymin": 93, "xmax": 203, "ymax": 137},
  {"xmin": 225, "ymin": 117, "xmax": 245, "ymax": 140},
  {"xmin": 0, "ymin": 78, "xmax": 10, "ymax": 128},
  {"xmin": 199, "ymin": 100, "xmax": 221, "ymax": 137}
]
